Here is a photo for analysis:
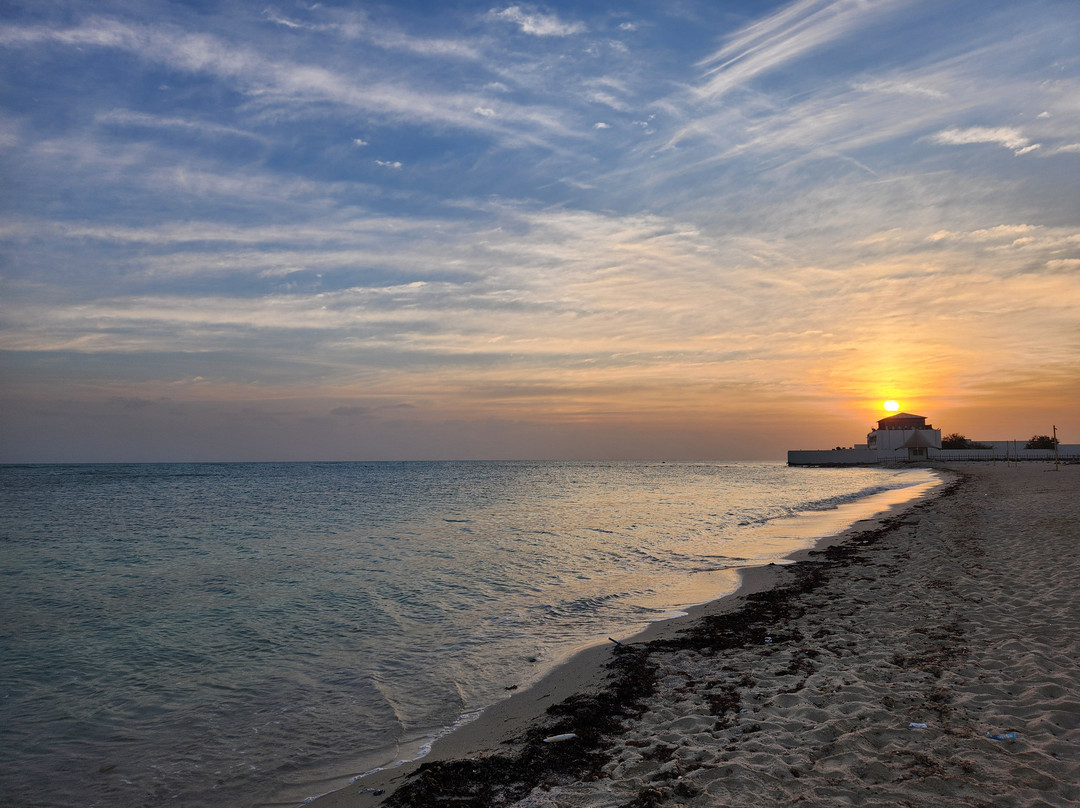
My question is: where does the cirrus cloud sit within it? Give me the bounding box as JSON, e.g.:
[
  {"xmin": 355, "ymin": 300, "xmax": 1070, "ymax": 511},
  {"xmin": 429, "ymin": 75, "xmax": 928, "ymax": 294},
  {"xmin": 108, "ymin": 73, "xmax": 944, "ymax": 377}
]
[
  {"xmin": 491, "ymin": 6, "xmax": 585, "ymax": 37},
  {"xmin": 930, "ymin": 126, "xmax": 1040, "ymax": 155}
]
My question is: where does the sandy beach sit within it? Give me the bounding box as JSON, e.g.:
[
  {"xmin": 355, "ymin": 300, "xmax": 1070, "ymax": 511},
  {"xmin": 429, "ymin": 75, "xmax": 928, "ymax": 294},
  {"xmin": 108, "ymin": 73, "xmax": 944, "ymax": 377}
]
[{"xmin": 309, "ymin": 463, "xmax": 1079, "ymax": 808}]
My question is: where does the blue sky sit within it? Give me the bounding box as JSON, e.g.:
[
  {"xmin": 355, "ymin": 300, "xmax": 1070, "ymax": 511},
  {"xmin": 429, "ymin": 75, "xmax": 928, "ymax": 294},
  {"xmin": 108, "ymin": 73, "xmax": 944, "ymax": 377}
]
[{"xmin": 2, "ymin": 0, "xmax": 1078, "ymax": 461}]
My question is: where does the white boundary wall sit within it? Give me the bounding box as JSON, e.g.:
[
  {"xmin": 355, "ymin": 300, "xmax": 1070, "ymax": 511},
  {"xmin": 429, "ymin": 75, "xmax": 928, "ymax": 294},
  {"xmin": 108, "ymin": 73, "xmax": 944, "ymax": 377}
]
[
  {"xmin": 789, "ymin": 443, "xmax": 1080, "ymax": 466},
  {"xmin": 787, "ymin": 448, "xmax": 879, "ymax": 465},
  {"xmin": 931, "ymin": 443, "xmax": 1079, "ymax": 462}
]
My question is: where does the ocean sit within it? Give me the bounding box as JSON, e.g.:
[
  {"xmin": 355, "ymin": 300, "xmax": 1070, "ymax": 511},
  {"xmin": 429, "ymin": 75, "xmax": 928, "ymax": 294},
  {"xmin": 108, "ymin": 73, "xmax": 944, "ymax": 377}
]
[{"xmin": 0, "ymin": 461, "xmax": 938, "ymax": 807}]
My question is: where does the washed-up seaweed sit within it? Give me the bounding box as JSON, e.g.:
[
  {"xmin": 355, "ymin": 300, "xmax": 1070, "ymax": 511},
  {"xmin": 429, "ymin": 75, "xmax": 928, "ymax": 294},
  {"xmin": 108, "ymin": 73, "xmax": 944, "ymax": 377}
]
[{"xmin": 383, "ymin": 478, "xmax": 964, "ymax": 807}]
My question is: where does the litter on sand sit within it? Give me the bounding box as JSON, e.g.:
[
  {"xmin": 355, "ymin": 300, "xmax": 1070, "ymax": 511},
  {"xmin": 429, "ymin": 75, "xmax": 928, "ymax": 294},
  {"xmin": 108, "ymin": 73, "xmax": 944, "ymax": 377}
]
[
  {"xmin": 908, "ymin": 722, "xmax": 928, "ymax": 729},
  {"xmin": 542, "ymin": 733, "xmax": 578, "ymax": 743},
  {"xmin": 986, "ymin": 731, "xmax": 1018, "ymax": 741}
]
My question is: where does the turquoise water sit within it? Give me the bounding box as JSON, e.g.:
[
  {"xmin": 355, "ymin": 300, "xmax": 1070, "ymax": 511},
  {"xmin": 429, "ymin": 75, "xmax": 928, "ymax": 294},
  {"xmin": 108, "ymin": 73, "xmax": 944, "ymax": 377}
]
[{"xmin": 0, "ymin": 461, "xmax": 935, "ymax": 807}]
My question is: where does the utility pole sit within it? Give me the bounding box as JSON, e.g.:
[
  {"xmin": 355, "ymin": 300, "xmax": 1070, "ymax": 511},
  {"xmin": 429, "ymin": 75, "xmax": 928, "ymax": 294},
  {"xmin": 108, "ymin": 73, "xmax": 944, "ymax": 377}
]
[{"xmin": 1053, "ymin": 424, "xmax": 1059, "ymax": 470}]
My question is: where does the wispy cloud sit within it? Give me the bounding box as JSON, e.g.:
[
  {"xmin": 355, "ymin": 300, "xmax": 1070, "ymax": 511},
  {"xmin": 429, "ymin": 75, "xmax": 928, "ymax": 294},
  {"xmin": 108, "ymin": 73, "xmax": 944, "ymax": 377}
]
[
  {"xmin": 0, "ymin": 17, "xmax": 577, "ymax": 147},
  {"xmin": 0, "ymin": 17, "xmax": 140, "ymax": 48},
  {"xmin": 95, "ymin": 109, "xmax": 265, "ymax": 142},
  {"xmin": 262, "ymin": 8, "xmax": 482, "ymax": 60},
  {"xmin": 852, "ymin": 78, "xmax": 948, "ymax": 100},
  {"xmin": 491, "ymin": 6, "xmax": 585, "ymax": 37},
  {"xmin": 696, "ymin": 0, "xmax": 905, "ymax": 100},
  {"xmin": 930, "ymin": 126, "xmax": 1040, "ymax": 155}
]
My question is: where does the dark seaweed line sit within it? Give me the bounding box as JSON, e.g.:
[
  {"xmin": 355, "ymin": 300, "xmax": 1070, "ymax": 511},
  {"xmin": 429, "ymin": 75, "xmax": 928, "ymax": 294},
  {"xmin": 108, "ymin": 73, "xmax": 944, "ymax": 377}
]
[{"xmin": 383, "ymin": 477, "xmax": 963, "ymax": 808}]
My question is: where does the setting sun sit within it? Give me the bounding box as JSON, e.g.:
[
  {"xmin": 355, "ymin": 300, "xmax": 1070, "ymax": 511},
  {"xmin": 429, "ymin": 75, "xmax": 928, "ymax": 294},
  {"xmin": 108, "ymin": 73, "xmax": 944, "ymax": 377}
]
[{"xmin": 883, "ymin": 400, "xmax": 900, "ymax": 412}]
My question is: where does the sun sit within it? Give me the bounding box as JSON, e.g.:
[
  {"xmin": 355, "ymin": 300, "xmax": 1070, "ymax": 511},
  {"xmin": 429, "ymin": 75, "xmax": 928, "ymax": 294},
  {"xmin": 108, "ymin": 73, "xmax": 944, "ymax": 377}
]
[{"xmin": 883, "ymin": 400, "xmax": 900, "ymax": 412}]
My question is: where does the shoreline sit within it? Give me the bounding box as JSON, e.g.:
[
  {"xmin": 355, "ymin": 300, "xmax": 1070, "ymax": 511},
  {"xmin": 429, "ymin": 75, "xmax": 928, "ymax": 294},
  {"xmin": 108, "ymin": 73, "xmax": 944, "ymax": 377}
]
[
  {"xmin": 308, "ymin": 462, "xmax": 1080, "ymax": 806},
  {"xmin": 303, "ymin": 471, "xmax": 945, "ymax": 808}
]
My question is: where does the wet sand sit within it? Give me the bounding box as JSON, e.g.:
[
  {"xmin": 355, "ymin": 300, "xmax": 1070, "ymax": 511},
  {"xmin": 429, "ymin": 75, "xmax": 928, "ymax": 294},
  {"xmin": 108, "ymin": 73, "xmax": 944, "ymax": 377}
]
[{"xmin": 308, "ymin": 463, "xmax": 1079, "ymax": 808}]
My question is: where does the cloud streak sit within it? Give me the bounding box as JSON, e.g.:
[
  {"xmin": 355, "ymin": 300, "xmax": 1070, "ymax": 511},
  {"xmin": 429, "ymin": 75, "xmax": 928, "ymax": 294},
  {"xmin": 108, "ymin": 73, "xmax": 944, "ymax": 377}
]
[
  {"xmin": 0, "ymin": 16, "xmax": 578, "ymax": 147},
  {"xmin": 491, "ymin": 6, "xmax": 585, "ymax": 37},
  {"xmin": 930, "ymin": 126, "xmax": 1040, "ymax": 155},
  {"xmin": 696, "ymin": 0, "xmax": 906, "ymax": 100}
]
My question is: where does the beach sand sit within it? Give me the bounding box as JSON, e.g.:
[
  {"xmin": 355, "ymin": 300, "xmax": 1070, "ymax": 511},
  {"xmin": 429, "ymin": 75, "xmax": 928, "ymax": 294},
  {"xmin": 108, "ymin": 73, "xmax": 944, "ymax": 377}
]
[{"xmin": 308, "ymin": 463, "xmax": 1079, "ymax": 808}]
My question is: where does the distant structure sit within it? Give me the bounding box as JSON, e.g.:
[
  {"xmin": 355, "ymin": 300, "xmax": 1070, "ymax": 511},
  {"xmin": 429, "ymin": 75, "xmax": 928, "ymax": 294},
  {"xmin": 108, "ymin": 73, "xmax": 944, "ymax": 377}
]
[
  {"xmin": 867, "ymin": 412, "xmax": 942, "ymax": 461},
  {"xmin": 788, "ymin": 412, "xmax": 940, "ymax": 466},
  {"xmin": 788, "ymin": 412, "xmax": 1076, "ymax": 466}
]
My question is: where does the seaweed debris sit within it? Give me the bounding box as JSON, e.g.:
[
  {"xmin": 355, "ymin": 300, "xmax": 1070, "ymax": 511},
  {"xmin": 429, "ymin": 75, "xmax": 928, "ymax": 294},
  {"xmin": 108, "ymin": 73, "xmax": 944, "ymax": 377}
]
[
  {"xmin": 382, "ymin": 477, "xmax": 963, "ymax": 807},
  {"xmin": 383, "ymin": 643, "xmax": 657, "ymax": 807}
]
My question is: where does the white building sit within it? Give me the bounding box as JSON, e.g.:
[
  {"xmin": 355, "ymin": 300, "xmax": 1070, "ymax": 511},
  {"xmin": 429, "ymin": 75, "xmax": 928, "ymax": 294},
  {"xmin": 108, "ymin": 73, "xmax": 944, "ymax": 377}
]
[
  {"xmin": 788, "ymin": 412, "xmax": 941, "ymax": 466},
  {"xmin": 788, "ymin": 412, "xmax": 1076, "ymax": 466},
  {"xmin": 866, "ymin": 412, "xmax": 942, "ymax": 461}
]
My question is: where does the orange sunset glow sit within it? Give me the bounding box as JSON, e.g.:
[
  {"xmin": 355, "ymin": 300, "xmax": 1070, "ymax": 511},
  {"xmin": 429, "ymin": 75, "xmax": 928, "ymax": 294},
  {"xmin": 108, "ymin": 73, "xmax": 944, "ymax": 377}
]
[{"xmin": 1, "ymin": 2, "xmax": 1078, "ymax": 461}]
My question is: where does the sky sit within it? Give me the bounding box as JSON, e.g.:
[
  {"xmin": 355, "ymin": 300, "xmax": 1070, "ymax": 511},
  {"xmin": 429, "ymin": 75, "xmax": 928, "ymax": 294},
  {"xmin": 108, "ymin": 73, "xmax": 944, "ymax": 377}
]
[{"xmin": 1, "ymin": 0, "xmax": 1078, "ymax": 462}]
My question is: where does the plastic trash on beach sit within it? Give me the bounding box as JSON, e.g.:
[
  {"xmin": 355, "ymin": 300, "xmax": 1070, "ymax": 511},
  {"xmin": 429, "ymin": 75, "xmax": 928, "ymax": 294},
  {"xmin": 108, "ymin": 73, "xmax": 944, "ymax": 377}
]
[
  {"xmin": 543, "ymin": 733, "xmax": 578, "ymax": 743},
  {"xmin": 908, "ymin": 722, "xmax": 928, "ymax": 729},
  {"xmin": 986, "ymin": 731, "xmax": 1017, "ymax": 741}
]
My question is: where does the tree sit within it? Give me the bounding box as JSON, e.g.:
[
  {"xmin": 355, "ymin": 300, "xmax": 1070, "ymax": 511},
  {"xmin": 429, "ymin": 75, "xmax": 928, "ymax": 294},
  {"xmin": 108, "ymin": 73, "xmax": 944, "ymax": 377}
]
[
  {"xmin": 941, "ymin": 432, "xmax": 971, "ymax": 449},
  {"xmin": 1025, "ymin": 435, "xmax": 1059, "ymax": 449},
  {"xmin": 941, "ymin": 433, "xmax": 992, "ymax": 450}
]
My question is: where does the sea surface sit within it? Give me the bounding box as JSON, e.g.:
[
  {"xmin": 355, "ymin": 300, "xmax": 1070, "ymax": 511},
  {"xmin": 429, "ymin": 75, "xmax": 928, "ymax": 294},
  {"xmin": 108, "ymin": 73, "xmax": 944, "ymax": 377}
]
[{"xmin": 0, "ymin": 461, "xmax": 938, "ymax": 807}]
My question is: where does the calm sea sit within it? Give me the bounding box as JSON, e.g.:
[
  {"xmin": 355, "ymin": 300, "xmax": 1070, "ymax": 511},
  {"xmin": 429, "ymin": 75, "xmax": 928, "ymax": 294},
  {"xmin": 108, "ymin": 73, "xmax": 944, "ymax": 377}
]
[{"xmin": 0, "ymin": 461, "xmax": 937, "ymax": 807}]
